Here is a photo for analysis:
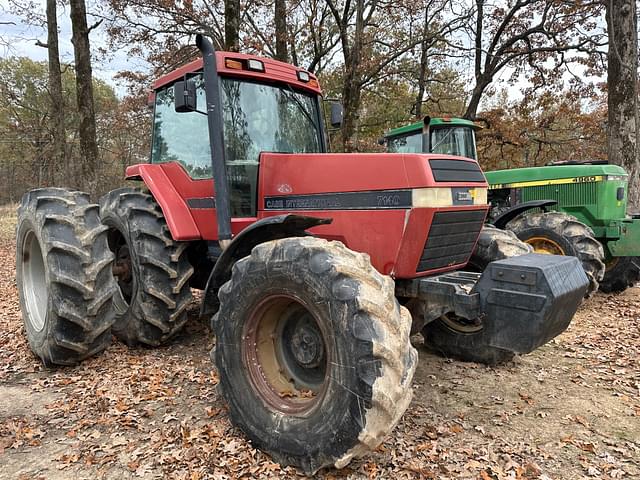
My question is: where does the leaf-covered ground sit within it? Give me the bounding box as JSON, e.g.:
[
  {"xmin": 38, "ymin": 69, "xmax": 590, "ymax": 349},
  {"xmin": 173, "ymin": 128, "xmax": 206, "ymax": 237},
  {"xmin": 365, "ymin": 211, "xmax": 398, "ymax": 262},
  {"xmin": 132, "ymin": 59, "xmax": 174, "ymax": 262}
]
[{"xmin": 1, "ymin": 206, "xmax": 639, "ymax": 479}]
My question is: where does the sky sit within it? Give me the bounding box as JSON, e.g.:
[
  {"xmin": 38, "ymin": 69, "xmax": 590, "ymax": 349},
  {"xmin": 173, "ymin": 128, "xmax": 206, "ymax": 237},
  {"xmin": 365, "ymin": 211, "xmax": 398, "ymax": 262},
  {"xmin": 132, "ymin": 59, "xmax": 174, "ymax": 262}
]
[{"xmin": 0, "ymin": 0, "xmax": 147, "ymax": 97}]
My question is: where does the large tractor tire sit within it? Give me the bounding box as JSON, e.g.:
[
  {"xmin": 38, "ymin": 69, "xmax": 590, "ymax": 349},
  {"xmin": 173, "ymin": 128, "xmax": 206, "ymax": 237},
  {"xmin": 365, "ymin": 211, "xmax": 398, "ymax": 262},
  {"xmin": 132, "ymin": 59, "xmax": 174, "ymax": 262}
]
[
  {"xmin": 16, "ymin": 188, "xmax": 116, "ymax": 366},
  {"xmin": 100, "ymin": 187, "xmax": 193, "ymax": 346},
  {"xmin": 213, "ymin": 237, "xmax": 417, "ymax": 474},
  {"xmin": 467, "ymin": 224, "xmax": 533, "ymax": 271},
  {"xmin": 507, "ymin": 211, "xmax": 605, "ymax": 297},
  {"xmin": 600, "ymin": 256, "xmax": 640, "ymax": 293},
  {"xmin": 420, "ymin": 225, "xmax": 532, "ymax": 365}
]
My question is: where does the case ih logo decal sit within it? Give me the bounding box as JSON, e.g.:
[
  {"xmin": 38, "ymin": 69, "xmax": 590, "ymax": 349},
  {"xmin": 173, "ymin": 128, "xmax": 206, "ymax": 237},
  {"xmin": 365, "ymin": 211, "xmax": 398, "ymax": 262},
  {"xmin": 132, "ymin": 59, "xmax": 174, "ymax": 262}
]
[{"xmin": 264, "ymin": 190, "xmax": 412, "ymax": 210}]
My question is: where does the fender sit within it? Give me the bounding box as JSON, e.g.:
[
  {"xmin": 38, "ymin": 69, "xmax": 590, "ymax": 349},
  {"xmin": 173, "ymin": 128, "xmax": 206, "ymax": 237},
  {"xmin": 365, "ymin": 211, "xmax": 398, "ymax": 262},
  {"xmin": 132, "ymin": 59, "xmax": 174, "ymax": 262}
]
[
  {"xmin": 200, "ymin": 214, "xmax": 332, "ymax": 319},
  {"xmin": 492, "ymin": 199, "xmax": 558, "ymax": 229},
  {"xmin": 125, "ymin": 164, "xmax": 201, "ymax": 240}
]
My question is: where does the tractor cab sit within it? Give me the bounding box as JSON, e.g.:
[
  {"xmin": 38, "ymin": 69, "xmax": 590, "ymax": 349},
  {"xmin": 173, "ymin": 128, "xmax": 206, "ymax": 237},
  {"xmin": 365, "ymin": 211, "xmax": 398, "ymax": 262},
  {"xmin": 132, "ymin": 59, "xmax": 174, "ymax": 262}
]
[
  {"xmin": 149, "ymin": 51, "xmax": 328, "ymax": 219},
  {"xmin": 383, "ymin": 116, "xmax": 479, "ymax": 160}
]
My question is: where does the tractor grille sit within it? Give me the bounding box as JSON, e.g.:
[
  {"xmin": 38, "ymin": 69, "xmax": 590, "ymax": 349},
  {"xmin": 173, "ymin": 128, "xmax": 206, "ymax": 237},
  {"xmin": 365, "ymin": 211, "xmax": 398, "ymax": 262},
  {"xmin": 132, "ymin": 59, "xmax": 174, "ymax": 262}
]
[
  {"xmin": 417, "ymin": 209, "xmax": 486, "ymax": 272},
  {"xmin": 521, "ymin": 182, "xmax": 598, "ymax": 206},
  {"xmin": 429, "ymin": 159, "xmax": 485, "ymax": 183}
]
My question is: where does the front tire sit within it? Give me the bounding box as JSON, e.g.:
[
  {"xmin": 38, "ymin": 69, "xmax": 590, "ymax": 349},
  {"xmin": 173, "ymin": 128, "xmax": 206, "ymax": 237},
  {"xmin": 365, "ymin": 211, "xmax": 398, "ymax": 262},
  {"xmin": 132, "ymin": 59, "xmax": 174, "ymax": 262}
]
[
  {"xmin": 100, "ymin": 187, "xmax": 193, "ymax": 346},
  {"xmin": 468, "ymin": 224, "xmax": 532, "ymax": 271},
  {"xmin": 213, "ymin": 237, "xmax": 417, "ymax": 474},
  {"xmin": 16, "ymin": 188, "xmax": 116, "ymax": 366},
  {"xmin": 507, "ymin": 212, "xmax": 605, "ymax": 297},
  {"xmin": 600, "ymin": 256, "xmax": 640, "ymax": 293}
]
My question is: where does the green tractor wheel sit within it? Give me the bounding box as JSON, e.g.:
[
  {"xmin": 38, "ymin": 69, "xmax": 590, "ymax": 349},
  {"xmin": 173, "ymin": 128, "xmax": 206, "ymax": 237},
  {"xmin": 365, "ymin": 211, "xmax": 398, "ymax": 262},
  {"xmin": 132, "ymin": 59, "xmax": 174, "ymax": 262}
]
[
  {"xmin": 599, "ymin": 256, "xmax": 640, "ymax": 293},
  {"xmin": 507, "ymin": 212, "xmax": 605, "ymax": 298}
]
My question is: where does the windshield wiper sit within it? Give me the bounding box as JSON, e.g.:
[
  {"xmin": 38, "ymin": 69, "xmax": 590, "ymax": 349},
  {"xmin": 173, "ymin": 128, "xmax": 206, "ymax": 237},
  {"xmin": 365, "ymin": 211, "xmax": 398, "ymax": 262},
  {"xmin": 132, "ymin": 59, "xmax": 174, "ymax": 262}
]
[{"xmin": 431, "ymin": 128, "xmax": 454, "ymax": 153}]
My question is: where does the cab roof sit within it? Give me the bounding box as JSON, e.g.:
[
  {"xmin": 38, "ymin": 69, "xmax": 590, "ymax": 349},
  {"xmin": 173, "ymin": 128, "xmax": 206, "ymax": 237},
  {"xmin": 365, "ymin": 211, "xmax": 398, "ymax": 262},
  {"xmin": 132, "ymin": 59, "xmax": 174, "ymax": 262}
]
[
  {"xmin": 153, "ymin": 51, "xmax": 322, "ymax": 95},
  {"xmin": 385, "ymin": 117, "xmax": 479, "ymax": 138}
]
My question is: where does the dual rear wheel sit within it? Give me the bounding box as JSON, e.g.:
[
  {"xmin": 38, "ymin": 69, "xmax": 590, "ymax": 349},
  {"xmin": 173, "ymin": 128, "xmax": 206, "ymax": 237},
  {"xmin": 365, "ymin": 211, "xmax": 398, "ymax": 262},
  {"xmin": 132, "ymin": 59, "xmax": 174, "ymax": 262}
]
[{"xmin": 16, "ymin": 189, "xmax": 117, "ymax": 366}]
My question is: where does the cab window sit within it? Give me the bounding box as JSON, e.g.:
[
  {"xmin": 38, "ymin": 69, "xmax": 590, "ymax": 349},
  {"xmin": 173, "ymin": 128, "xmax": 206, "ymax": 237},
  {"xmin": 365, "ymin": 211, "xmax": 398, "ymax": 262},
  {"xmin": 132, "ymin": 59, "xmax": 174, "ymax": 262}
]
[
  {"xmin": 151, "ymin": 75, "xmax": 323, "ymax": 217},
  {"xmin": 386, "ymin": 131, "xmax": 422, "ymax": 153}
]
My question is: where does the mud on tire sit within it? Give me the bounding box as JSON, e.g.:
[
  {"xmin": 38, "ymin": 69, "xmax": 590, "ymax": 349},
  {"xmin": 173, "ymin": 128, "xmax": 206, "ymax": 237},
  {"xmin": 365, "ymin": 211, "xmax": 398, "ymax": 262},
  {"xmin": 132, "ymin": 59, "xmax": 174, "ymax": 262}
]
[
  {"xmin": 100, "ymin": 187, "xmax": 193, "ymax": 346},
  {"xmin": 507, "ymin": 212, "xmax": 605, "ymax": 297},
  {"xmin": 16, "ymin": 188, "xmax": 117, "ymax": 366},
  {"xmin": 468, "ymin": 224, "xmax": 532, "ymax": 271},
  {"xmin": 600, "ymin": 256, "xmax": 640, "ymax": 293},
  {"xmin": 213, "ymin": 237, "xmax": 417, "ymax": 474}
]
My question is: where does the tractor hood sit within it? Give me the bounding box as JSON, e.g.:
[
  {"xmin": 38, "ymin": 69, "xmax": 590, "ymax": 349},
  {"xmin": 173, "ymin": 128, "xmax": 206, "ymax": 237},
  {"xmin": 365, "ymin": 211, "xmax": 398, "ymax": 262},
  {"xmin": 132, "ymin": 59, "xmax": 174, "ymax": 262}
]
[{"xmin": 486, "ymin": 164, "xmax": 628, "ymax": 189}]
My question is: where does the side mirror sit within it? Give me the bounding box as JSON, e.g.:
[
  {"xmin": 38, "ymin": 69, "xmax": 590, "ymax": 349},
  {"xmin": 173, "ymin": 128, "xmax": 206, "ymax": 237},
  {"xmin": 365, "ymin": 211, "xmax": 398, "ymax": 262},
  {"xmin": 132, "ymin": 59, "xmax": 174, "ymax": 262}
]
[
  {"xmin": 377, "ymin": 137, "xmax": 386, "ymax": 146},
  {"xmin": 330, "ymin": 102, "xmax": 343, "ymax": 128},
  {"xmin": 174, "ymin": 79, "xmax": 197, "ymax": 112}
]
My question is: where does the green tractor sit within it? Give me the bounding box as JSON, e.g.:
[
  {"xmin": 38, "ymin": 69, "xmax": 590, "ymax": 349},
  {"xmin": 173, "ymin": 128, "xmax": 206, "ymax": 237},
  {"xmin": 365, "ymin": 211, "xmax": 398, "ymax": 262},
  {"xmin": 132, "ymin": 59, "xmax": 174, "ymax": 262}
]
[{"xmin": 383, "ymin": 118, "xmax": 640, "ymax": 295}]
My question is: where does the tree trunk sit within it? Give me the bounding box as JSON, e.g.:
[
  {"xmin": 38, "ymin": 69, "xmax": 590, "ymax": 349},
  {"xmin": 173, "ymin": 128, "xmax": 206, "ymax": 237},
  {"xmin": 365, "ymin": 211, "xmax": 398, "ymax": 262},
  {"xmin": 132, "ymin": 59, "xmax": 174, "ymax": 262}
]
[
  {"xmin": 225, "ymin": 0, "xmax": 240, "ymax": 51},
  {"xmin": 45, "ymin": 0, "xmax": 66, "ymax": 186},
  {"xmin": 606, "ymin": 0, "xmax": 640, "ymax": 212},
  {"xmin": 340, "ymin": 0, "xmax": 365, "ymax": 152},
  {"xmin": 69, "ymin": 0, "xmax": 99, "ymax": 189},
  {"xmin": 414, "ymin": 5, "xmax": 430, "ymax": 119},
  {"xmin": 463, "ymin": 74, "xmax": 491, "ymax": 120},
  {"xmin": 274, "ymin": 0, "xmax": 288, "ymax": 62},
  {"xmin": 464, "ymin": 0, "xmax": 485, "ymax": 120}
]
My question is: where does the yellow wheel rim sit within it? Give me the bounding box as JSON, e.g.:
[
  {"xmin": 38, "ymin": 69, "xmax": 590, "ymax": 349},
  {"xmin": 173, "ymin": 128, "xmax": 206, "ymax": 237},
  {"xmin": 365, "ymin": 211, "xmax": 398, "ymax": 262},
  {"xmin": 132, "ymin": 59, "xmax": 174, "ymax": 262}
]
[{"xmin": 525, "ymin": 236, "xmax": 565, "ymax": 255}]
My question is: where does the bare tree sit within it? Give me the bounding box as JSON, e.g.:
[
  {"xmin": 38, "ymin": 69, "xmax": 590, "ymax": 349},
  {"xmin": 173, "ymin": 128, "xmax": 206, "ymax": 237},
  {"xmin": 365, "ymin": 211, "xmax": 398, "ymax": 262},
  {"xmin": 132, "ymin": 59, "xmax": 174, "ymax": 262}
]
[
  {"xmin": 70, "ymin": 0, "xmax": 99, "ymax": 185},
  {"xmin": 413, "ymin": 0, "xmax": 470, "ymax": 118},
  {"xmin": 463, "ymin": 0, "xmax": 605, "ymax": 120},
  {"xmin": 325, "ymin": 0, "xmax": 431, "ymax": 151},
  {"xmin": 40, "ymin": 0, "xmax": 66, "ymax": 184},
  {"xmin": 606, "ymin": 0, "xmax": 639, "ymax": 210}
]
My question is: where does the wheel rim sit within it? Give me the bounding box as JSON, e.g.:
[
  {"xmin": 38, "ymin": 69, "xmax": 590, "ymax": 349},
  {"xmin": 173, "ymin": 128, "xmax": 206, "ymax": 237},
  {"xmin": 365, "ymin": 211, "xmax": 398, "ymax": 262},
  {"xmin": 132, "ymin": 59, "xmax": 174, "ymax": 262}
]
[
  {"xmin": 605, "ymin": 257, "xmax": 619, "ymax": 271},
  {"xmin": 525, "ymin": 236, "xmax": 565, "ymax": 255},
  {"xmin": 22, "ymin": 231, "xmax": 48, "ymax": 332},
  {"xmin": 243, "ymin": 295, "xmax": 329, "ymax": 414},
  {"xmin": 108, "ymin": 230, "xmax": 133, "ymax": 306},
  {"xmin": 440, "ymin": 312, "xmax": 482, "ymax": 334}
]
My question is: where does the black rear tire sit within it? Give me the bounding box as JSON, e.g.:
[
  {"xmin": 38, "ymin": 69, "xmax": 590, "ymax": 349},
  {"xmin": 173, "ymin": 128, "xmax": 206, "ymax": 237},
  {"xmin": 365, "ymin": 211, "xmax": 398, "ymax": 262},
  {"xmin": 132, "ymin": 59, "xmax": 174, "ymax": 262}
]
[
  {"xmin": 100, "ymin": 187, "xmax": 193, "ymax": 346},
  {"xmin": 507, "ymin": 212, "xmax": 605, "ymax": 297},
  {"xmin": 422, "ymin": 314, "xmax": 515, "ymax": 365},
  {"xmin": 16, "ymin": 188, "xmax": 116, "ymax": 366},
  {"xmin": 213, "ymin": 237, "xmax": 417, "ymax": 474},
  {"xmin": 600, "ymin": 256, "xmax": 640, "ymax": 293}
]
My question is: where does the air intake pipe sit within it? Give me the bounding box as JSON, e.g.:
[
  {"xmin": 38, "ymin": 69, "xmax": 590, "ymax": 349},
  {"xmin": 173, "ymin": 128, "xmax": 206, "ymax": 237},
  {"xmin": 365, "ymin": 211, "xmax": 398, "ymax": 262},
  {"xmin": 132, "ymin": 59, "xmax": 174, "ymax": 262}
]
[{"xmin": 196, "ymin": 34, "xmax": 232, "ymax": 249}]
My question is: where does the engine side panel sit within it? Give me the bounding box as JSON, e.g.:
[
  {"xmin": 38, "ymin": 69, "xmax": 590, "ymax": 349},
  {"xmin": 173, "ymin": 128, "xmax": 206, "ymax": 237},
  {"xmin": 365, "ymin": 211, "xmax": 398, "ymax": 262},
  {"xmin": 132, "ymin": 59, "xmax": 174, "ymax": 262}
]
[{"xmin": 127, "ymin": 153, "xmax": 489, "ymax": 279}]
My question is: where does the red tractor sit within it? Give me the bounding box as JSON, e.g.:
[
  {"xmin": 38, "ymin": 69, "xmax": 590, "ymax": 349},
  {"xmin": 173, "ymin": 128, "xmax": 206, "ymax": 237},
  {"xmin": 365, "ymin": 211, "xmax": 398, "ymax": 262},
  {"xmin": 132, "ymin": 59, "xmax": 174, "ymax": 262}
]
[{"xmin": 16, "ymin": 35, "xmax": 588, "ymax": 473}]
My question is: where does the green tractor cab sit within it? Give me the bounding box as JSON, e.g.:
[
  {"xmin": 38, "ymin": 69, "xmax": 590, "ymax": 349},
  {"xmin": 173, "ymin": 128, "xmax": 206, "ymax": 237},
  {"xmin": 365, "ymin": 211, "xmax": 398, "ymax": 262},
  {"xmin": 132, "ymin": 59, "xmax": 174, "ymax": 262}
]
[
  {"xmin": 382, "ymin": 116, "xmax": 480, "ymax": 159},
  {"xmin": 384, "ymin": 117, "xmax": 640, "ymax": 294}
]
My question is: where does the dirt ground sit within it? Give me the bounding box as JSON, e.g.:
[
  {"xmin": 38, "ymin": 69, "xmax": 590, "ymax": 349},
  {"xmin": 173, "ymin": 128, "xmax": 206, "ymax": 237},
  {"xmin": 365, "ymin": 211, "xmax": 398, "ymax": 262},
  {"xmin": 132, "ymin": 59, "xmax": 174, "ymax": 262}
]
[{"xmin": 1, "ymin": 205, "xmax": 639, "ymax": 479}]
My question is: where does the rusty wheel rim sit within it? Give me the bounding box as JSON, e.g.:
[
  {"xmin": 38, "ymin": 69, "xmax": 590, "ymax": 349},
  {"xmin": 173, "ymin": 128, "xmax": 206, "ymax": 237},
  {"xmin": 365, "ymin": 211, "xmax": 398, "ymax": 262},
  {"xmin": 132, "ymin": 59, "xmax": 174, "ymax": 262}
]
[
  {"xmin": 242, "ymin": 294, "xmax": 329, "ymax": 415},
  {"xmin": 440, "ymin": 312, "xmax": 483, "ymax": 334}
]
